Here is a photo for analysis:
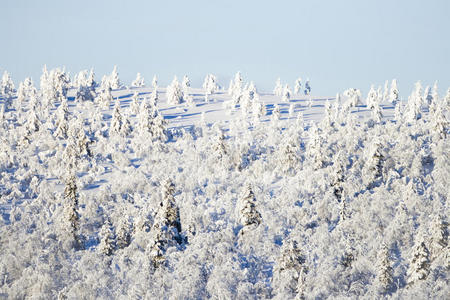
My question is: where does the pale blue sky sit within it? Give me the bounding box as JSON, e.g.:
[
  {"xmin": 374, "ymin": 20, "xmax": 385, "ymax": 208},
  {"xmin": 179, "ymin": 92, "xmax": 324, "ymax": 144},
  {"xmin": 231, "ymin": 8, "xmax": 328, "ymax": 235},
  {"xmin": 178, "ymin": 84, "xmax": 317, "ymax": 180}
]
[{"xmin": 2, "ymin": 0, "xmax": 449, "ymax": 96}]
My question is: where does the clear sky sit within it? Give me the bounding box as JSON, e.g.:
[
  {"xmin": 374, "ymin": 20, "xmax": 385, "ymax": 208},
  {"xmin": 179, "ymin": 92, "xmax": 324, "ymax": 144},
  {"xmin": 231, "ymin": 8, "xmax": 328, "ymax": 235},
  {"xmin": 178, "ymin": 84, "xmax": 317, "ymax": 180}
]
[{"xmin": 1, "ymin": 0, "xmax": 449, "ymax": 96}]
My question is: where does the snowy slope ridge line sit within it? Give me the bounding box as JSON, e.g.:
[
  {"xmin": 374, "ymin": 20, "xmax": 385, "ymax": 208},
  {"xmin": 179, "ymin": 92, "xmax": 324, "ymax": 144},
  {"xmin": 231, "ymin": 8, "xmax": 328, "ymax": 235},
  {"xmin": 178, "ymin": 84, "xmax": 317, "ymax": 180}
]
[{"xmin": 0, "ymin": 67, "xmax": 449, "ymax": 299}]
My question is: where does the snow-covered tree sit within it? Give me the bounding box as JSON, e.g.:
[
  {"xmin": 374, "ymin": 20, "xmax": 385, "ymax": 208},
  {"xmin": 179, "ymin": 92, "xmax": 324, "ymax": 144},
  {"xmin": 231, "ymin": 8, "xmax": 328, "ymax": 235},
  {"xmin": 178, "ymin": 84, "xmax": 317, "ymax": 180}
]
[
  {"xmin": 98, "ymin": 218, "xmax": 116, "ymax": 256},
  {"xmin": 238, "ymin": 183, "xmax": 261, "ymax": 233},
  {"xmin": 152, "ymin": 75, "xmax": 158, "ymax": 89},
  {"xmin": 203, "ymin": 74, "xmax": 219, "ymax": 95},
  {"xmin": 110, "ymin": 99, "xmax": 130, "ymax": 136},
  {"xmin": 116, "ymin": 216, "xmax": 133, "ymax": 250},
  {"xmin": 62, "ymin": 173, "xmax": 82, "ymax": 249},
  {"xmin": 366, "ymin": 85, "xmax": 378, "ymax": 109},
  {"xmin": 429, "ymin": 215, "xmax": 448, "ymax": 259},
  {"xmin": 130, "ymin": 92, "xmax": 140, "ymax": 115},
  {"xmin": 376, "ymin": 243, "xmax": 393, "ymax": 293},
  {"xmin": 294, "ymin": 78, "xmax": 302, "ymax": 95},
  {"xmin": 109, "ymin": 65, "xmax": 121, "ymax": 90},
  {"xmin": 407, "ymin": 233, "xmax": 430, "ymax": 285},
  {"xmin": 167, "ymin": 76, "xmax": 183, "ymax": 105},
  {"xmin": 273, "ymin": 240, "xmax": 307, "ymax": 298},
  {"xmin": 389, "ymin": 79, "xmax": 399, "ymax": 104},
  {"xmin": 274, "ymin": 78, "xmax": 283, "ymax": 96},
  {"xmin": 148, "ymin": 179, "xmax": 183, "ymax": 268},
  {"xmin": 1, "ymin": 71, "xmax": 15, "ymax": 110},
  {"xmin": 405, "ymin": 81, "xmax": 423, "ymax": 122},
  {"xmin": 75, "ymin": 69, "xmax": 96, "ymax": 102},
  {"xmin": 131, "ymin": 72, "xmax": 145, "ymax": 87},
  {"xmin": 304, "ymin": 79, "xmax": 311, "ymax": 95},
  {"xmin": 54, "ymin": 98, "xmax": 70, "ymax": 139},
  {"xmin": 282, "ymin": 84, "xmax": 291, "ymax": 102}
]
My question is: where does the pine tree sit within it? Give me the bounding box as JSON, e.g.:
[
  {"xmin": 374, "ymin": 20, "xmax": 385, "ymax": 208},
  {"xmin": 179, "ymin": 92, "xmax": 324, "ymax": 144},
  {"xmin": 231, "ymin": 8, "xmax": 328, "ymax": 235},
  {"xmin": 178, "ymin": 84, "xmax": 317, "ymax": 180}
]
[
  {"xmin": 110, "ymin": 99, "xmax": 124, "ymax": 135},
  {"xmin": 407, "ymin": 234, "xmax": 430, "ymax": 284},
  {"xmin": 116, "ymin": 216, "xmax": 132, "ymax": 249},
  {"xmin": 294, "ymin": 78, "xmax": 302, "ymax": 94},
  {"xmin": 98, "ymin": 218, "xmax": 116, "ymax": 256},
  {"xmin": 429, "ymin": 215, "xmax": 448, "ymax": 259},
  {"xmin": 148, "ymin": 179, "xmax": 183, "ymax": 268},
  {"xmin": 282, "ymin": 84, "xmax": 291, "ymax": 102},
  {"xmin": 304, "ymin": 79, "xmax": 311, "ymax": 95},
  {"xmin": 377, "ymin": 243, "xmax": 393, "ymax": 293},
  {"xmin": 110, "ymin": 65, "xmax": 121, "ymax": 90},
  {"xmin": 63, "ymin": 173, "xmax": 82, "ymax": 249},
  {"xmin": 389, "ymin": 79, "xmax": 399, "ymax": 104},
  {"xmin": 274, "ymin": 78, "xmax": 283, "ymax": 96},
  {"xmin": 131, "ymin": 72, "xmax": 145, "ymax": 87},
  {"xmin": 167, "ymin": 76, "xmax": 183, "ymax": 105},
  {"xmin": 273, "ymin": 240, "xmax": 307, "ymax": 297},
  {"xmin": 1, "ymin": 71, "xmax": 15, "ymax": 110},
  {"xmin": 238, "ymin": 184, "xmax": 261, "ymax": 231}
]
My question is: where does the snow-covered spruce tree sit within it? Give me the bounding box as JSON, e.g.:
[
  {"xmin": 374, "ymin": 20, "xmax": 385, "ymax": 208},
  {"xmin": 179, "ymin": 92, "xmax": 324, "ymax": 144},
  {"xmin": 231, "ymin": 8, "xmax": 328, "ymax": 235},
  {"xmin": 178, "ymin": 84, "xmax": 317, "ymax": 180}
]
[
  {"xmin": 75, "ymin": 69, "xmax": 96, "ymax": 101},
  {"xmin": 306, "ymin": 124, "xmax": 325, "ymax": 170},
  {"xmin": 238, "ymin": 183, "xmax": 261, "ymax": 235},
  {"xmin": 366, "ymin": 85, "xmax": 378, "ymax": 109},
  {"xmin": 428, "ymin": 81, "xmax": 439, "ymax": 115},
  {"xmin": 407, "ymin": 233, "xmax": 430, "ymax": 285},
  {"xmin": 362, "ymin": 140, "xmax": 385, "ymax": 188},
  {"xmin": 150, "ymin": 86, "xmax": 159, "ymax": 108},
  {"xmin": 110, "ymin": 99, "xmax": 129, "ymax": 136},
  {"xmin": 130, "ymin": 92, "xmax": 140, "ymax": 115},
  {"xmin": 371, "ymin": 101, "xmax": 383, "ymax": 124},
  {"xmin": 405, "ymin": 81, "xmax": 423, "ymax": 123},
  {"xmin": 203, "ymin": 74, "xmax": 219, "ymax": 95},
  {"xmin": 95, "ymin": 86, "xmax": 114, "ymax": 109},
  {"xmin": 389, "ymin": 79, "xmax": 399, "ymax": 104},
  {"xmin": 430, "ymin": 100, "xmax": 448, "ymax": 140},
  {"xmin": 167, "ymin": 76, "xmax": 183, "ymax": 105},
  {"xmin": 330, "ymin": 150, "xmax": 347, "ymax": 201},
  {"xmin": 109, "ymin": 65, "xmax": 121, "ymax": 89},
  {"xmin": 383, "ymin": 80, "xmax": 389, "ymax": 102},
  {"xmin": 429, "ymin": 215, "xmax": 448, "ymax": 260},
  {"xmin": 343, "ymin": 88, "xmax": 363, "ymax": 110},
  {"xmin": 1, "ymin": 71, "xmax": 15, "ymax": 110},
  {"xmin": 282, "ymin": 84, "xmax": 291, "ymax": 102},
  {"xmin": 278, "ymin": 137, "xmax": 301, "ymax": 175},
  {"xmin": 274, "ymin": 78, "xmax": 283, "ymax": 96},
  {"xmin": 272, "ymin": 240, "xmax": 307, "ymax": 298},
  {"xmin": 304, "ymin": 79, "xmax": 311, "ymax": 95},
  {"xmin": 376, "ymin": 243, "xmax": 393, "ymax": 293},
  {"xmin": 116, "ymin": 215, "xmax": 133, "ymax": 250},
  {"xmin": 62, "ymin": 173, "xmax": 82, "ymax": 249},
  {"xmin": 148, "ymin": 179, "xmax": 183, "ymax": 268},
  {"xmin": 182, "ymin": 74, "xmax": 190, "ymax": 97},
  {"xmin": 294, "ymin": 78, "xmax": 302, "ymax": 95},
  {"xmin": 152, "ymin": 75, "xmax": 158, "ymax": 89},
  {"xmin": 271, "ymin": 104, "xmax": 281, "ymax": 123},
  {"xmin": 54, "ymin": 98, "xmax": 70, "ymax": 139},
  {"xmin": 98, "ymin": 218, "xmax": 116, "ymax": 256},
  {"xmin": 131, "ymin": 72, "xmax": 145, "ymax": 87}
]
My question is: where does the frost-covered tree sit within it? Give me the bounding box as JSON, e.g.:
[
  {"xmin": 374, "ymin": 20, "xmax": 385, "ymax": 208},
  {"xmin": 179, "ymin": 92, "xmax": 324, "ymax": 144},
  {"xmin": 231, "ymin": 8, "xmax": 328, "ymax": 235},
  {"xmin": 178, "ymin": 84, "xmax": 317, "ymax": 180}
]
[
  {"xmin": 75, "ymin": 69, "xmax": 96, "ymax": 102},
  {"xmin": 363, "ymin": 140, "xmax": 384, "ymax": 188},
  {"xmin": 376, "ymin": 243, "xmax": 393, "ymax": 293},
  {"xmin": 131, "ymin": 72, "xmax": 145, "ymax": 87},
  {"xmin": 389, "ymin": 79, "xmax": 399, "ymax": 104},
  {"xmin": 371, "ymin": 101, "xmax": 383, "ymax": 123},
  {"xmin": 238, "ymin": 184, "xmax": 261, "ymax": 233},
  {"xmin": 282, "ymin": 84, "xmax": 291, "ymax": 102},
  {"xmin": 203, "ymin": 74, "xmax": 219, "ymax": 95},
  {"xmin": 429, "ymin": 215, "xmax": 448, "ymax": 259},
  {"xmin": 273, "ymin": 240, "xmax": 307, "ymax": 298},
  {"xmin": 98, "ymin": 218, "xmax": 116, "ymax": 256},
  {"xmin": 383, "ymin": 80, "xmax": 389, "ymax": 102},
  {"xmin": 130, "ymin": 92, "xmax": 140, "ymax": 115},
  {"xmin": 304, "ymin": 79, "xmax": 311, "ymax": 95},
  {"xmin": 54, "ymin": 98, "xmax": 70, "ymax": 139},
  {"xmin": 273, "ymin": 78, "xmax": 283, "ymax": 96},
  {"xmin": 294, "ymin": 78, "xmax": 302, "ymax": 95},
  {"xmin": 148, "ymin": 179, "xmax": 183, "ymax": 268},
  {"xmin": 343, "ymin": 88, "xmax": 363, "ymax": 110},
  {"xmin": 109, "ymin": 65, "xmax": 121, "ymax": 90},
  {"xmin": 95, "ymin": 86, "xmax": 114, "ymax": 109},
  {"xmin": 152, "ymin": 75, "xmax": 158, "ymax": 89},
  {"xmin": 271, "ymin": 104, "xmax": 281, "ymax": 123},
  {"xmin": 116, "ymin": 216, "xmax": 133, "ymax": 250},
  {"xmin": 405, "ymin": 81, "xmax": 423, "ymax": 122},
  {"xmin": 407, "ymin": 233, "xmax": 430, "ymax": 285},
  {"xmin": 366, "ymin": 85, "xmax": 378, "ymax": 109},
  {"xmin": 182, "ymin": 74, "xmax": 191, "ymax": 97},
  {"xmin": 110, "ymin": 99, "xmax": 130, "ymax": 136},
  {"xmin": 1, "ymin": 71, "xmax": 15, "ymax": 110},
  {"xmin": 63, "ymin": 173, "xmax": 82, "ymax": 249},
  {"xmin": 167, "ymin": 76, "xmax": 183, "ymax": 105}
]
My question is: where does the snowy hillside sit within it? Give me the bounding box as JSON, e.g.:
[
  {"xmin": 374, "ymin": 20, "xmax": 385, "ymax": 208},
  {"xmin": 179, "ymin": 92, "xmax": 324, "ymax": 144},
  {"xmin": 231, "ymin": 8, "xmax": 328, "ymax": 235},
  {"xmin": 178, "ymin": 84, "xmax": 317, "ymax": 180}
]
[{"xmin": 0, "ymin": 67, "xmax": 448, "ymax": 299}]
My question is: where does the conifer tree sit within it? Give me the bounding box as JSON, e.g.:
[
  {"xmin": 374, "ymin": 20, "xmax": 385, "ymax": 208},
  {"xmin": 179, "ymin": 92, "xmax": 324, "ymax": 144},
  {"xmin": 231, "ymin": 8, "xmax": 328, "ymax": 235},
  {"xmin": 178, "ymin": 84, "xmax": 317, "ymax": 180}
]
[
  {"xmin": 152, "ymin": 75, "xmax": 158, "ymax": 89},
  {"xmin": 304, "ymin": 79, "xmax": 311, "ymax": 95},
  {"xmin": 99, "ymin": 218, "xmax": 116, "ymax": 256},
  {"xmin": 130, "ymin": 92, "xmax": 140, "ymax": 115},
  {"xmin": 110, "ymin": 99, "xmax": 124, "ymax": 135},
  {"xmin": 273, "ymin": 240, "xmax": 307, "ymax": 297},
  {"xmin": 116, "ymin": 216, "xmax": 132, "ymax": 249},
  {"xmin": 429, "ymin": 215, "xmax": 448, "ymax": 259},
  {"xmin": 389, "ymin": 79, "xmax": 399, "ymax": 104},
  {"xmin": 131, "ymin": 72, "xmax": 145, "ymax": 87},
  {"xmin": 1, "ymin": 71, "xmax": 15, "ymax": 110},
  {"xmin": 294, "ymin": 78, "xmax": 302, "ymax": 95},
  {"xmin": 110, "ymin": 65, "xmax": 121, "ymax": 90},
  {"xmin": 167, "ymin": 76, "xmax": 183, "ymax": 105},
  {"xmin": 377, "ymin": 243, "xmax": 393, "ymax": 293},
  {"xmin": 238, "ymin": 184, "xmax": 261, "ymax": 232},
  {"xmin": 407, "ymin": 233, "xmax": 430, "ymax": 285},
  {"xmin": 63, "ymin": 173, "xmax": 82, "ymax": 249},
  {"xmin": 54, "ymin": 98, "xmax": 70, "ymax": 139},
  {"xmin": 282, "ymin": 84, "xmax": 291, "ymax": 102},
  {"xmin": 274, "ymin": 78, "xmax": 283, "ymax": 96},
  {"xmin": 148, "ymin": 179, "xmax": 183, "ymax": 268}
]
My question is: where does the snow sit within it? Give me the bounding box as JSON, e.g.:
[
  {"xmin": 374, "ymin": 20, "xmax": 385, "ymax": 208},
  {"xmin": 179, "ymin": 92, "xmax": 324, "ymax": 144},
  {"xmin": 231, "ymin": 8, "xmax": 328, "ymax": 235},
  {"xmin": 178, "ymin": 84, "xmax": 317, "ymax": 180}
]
[{"xmin": 0, "ymin": 68, "xmax": 448, "ymax": 299}]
